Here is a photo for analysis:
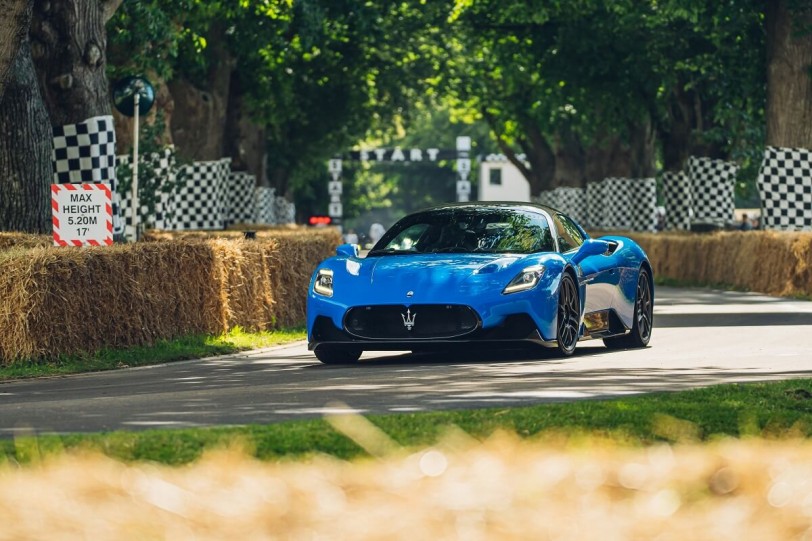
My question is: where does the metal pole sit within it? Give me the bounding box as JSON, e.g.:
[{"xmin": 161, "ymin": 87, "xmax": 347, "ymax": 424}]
[{"xmin": 130, "ymin": 92, "xmax": 140, "ymax": 242}]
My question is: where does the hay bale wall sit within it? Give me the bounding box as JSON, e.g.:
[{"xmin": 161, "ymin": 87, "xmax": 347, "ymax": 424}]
[
  {"xmin": 608, "ymin": 231, "xmax": 812, "ymax": 298},
  {"xmin": 0, "ymin": 228, "xmax": 341, "ymax": 363}
]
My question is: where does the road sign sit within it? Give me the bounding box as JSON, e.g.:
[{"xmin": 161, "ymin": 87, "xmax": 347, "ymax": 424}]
[{"xmin": 51, "ymin": 184, "xmax": 113, "ymax": 246}]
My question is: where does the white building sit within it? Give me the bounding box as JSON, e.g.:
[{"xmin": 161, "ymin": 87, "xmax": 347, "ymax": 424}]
[{"xmin": 478, "ymin": 154, "xmax": 531, "ymax": 202}]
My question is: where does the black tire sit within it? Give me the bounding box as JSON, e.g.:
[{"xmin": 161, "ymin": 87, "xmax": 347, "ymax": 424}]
[
  {"xmin": 556, "ymin": 273, "xmax": 580, "ymax": 356},
  {"xmin": 314, "ymin": 347, "xmax": 362, "ymax": 365},
  {"xmin": 604, "ymin": 269, "xmax": 653, "ymax": 350}
]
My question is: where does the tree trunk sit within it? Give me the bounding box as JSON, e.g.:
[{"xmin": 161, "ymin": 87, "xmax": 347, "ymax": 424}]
[
  {"xmin": 766, "ymin": 0, "xmax": 812, "ymax": 148},
  {"xmin": 224, "ymin": 71, "xmax": 265, "ymax": 180},
  {"xmin": 268, "ymin": 166, "xmax": 289, "ymax": 198},
  {"xmin": 659, "ymin": 84, "xmax": 727, "ymax": 171},
  {"xmin": 0, "ymin": 0, "xmax": 33, "ymax": 104},
  {"xmin": 169, "ymin": 23, "xmax": 235, "ymax": 162},
  {"xmin": 0, "ymin": 38, "xmax": 53, "ymax": 232},
  {"xmin": 30, "ymin": 0, "xmax": 119, "ymax": 126},
  {"xmin": 551, "ymin": 129, "xmax": 585, "ymax": 188}
]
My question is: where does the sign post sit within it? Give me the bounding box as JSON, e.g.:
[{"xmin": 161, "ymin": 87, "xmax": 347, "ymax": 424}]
[
  {"xmin": 328, "ymin": 158, "xmax": 343, "ymax": 232},
  {"xmin": 112, "ymin": 76, "xmax": 155, "ymax": 242},
  {"xmin": 51, "ymin": 184, "xmax": 114, "ymax": 246},
  {"xmin": 456, "ymin": 136, "xmax": 472, "ymax": 202}
]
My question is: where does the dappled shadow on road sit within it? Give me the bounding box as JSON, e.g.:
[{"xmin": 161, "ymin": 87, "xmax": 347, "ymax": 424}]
[{"xmin": 4, "ymin": 348, "xmax": 812, "ymax": 435}]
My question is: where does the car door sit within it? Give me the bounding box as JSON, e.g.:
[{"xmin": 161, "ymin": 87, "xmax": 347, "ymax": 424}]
[{"xmin": 553, "ymin": 213, "xmax": 620, "ymax": 314}]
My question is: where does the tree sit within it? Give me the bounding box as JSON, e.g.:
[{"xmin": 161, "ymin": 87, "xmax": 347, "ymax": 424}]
[
  {"xmin": 766, "ymin": 0, "xmax": 812, "ymax": 148},
  {"xmin": 31, "ymin": 0, "xmax": 122, "ymax": 126},
  {"xmin": 0, "ymin": 0, "xmax": 33, "ymax": 101},
  {"xmin": 441, "ymin": 1, "xmax": 662, "ymax": 194},
  {"xmin": 441, "ymin": 0, "xmax": 766, "ymax": 197},
  {"xmin": 0, "ymin": 0, "xmax": 52, "ymax": 232}
]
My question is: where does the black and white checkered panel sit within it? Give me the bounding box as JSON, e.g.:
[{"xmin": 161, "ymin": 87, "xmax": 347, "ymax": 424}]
[
  {"xmin": 117, "ymin": 149, "xmax": 175, "ymax": 237},
  {"xmin": 553, "ymin": 187, "xmax": 587, "ymax": 224},
  {"xmin": 629, "ymin": 178, "xmax": 658, "ymax": 232},
  {"xmin": 255, "ymin": 187, "xmax": 277, "ymax": 225},
  {"xmin": 662, "ymin": 171, "xmax": 692, "ymax": 231},
  {"xmin": 757, "ymin": 146, "xmax": 812, "ymax": 231},
  {"xmin": 688, "ymin": 156, "xmax": 737, "ymax": 225},
  {"xmin": 532, "ymin": 190, "xmax": 560, "ymax": 210},
  {"xmin": 226, "ymin": 172, "xmax": 256, "ymax": 227},
  {"xmin": 274, "ymin": 197, "xmax": 296, "ymax": 225},
  {"xmin": 172, "ymin": 158, "xmax": 231, "ymax": 231},
  {"xmin": 586, "ymin": 180, "xmax": 607, "ymax": 229},
  {"xmin": 52, "ymin": 115, "xmax": 122, "ymax": 236},
  {"xmin": 601, "ymin": 177, "xmax": 633, "ymax": 231}
]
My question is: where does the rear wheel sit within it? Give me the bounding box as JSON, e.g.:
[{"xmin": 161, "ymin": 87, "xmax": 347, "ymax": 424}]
[
  {"xmin": 556, "ymin": 273, "xmax": 580, "ymax": 356},
  {"xmin": 315, "ymin": 347, "xmax": 362, "ymax": 365},
  {"xmin": 604, "ymin": 269, "xmax": 653, "ymax": 349}
]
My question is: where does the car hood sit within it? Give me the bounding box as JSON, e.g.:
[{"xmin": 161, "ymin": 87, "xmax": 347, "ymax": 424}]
[{"xmin": 353, "ymin": 253, "xmax": 523, "ymax": 302}]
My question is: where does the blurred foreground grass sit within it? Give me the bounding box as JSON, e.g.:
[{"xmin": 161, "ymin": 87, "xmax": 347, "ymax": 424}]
[{"xmin": 3, "ymin": 416, "xmax": 812, "ymax": 540}]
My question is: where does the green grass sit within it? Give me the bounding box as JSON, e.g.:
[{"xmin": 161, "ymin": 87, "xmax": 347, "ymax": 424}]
[
  {"xmin": 0, "ymin": 326, "xmax": 306, "ymax": 381},
  {"xmin": 5, "ymin": 378, "xmax": 812, "ymax": 466}
]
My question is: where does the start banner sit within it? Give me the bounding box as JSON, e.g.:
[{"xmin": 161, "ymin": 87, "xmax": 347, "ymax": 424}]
[{"xmin": 51, "ymin": 183, "xmax": 114, "ymax": 246}]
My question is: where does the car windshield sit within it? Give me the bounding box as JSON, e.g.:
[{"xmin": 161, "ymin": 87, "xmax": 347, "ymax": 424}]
[{"xmin": 369, "ymin": 207, "xmax": 555, "ymax": 255}]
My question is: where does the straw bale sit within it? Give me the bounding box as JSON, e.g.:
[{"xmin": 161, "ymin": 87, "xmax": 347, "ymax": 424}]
[
  {"xmin": 0, "ymin": 232, "xmax": 52, "ymax": 251},
  {"xmin": 0, "ymin": 228, "xmax": 341, "ymax": 363},
  {"xmin": 598, "ymin": 231, "xmax": 812, "ymax": 298},
  {"xmin": 3, "ymin": 434, "xmax": 812, "ymax": 540}
]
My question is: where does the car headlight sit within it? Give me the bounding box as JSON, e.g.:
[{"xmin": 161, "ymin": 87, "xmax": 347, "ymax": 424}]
[
  {"xmin": 503, "ymin": 265, "xmax": 545, "ymax": 294},
  {"xmin": 314, "ymin": 269, "xmax": 334, "ymax": 297}
]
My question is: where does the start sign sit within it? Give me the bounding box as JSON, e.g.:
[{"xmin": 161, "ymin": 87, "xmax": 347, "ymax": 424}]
[{"xmin": 51, "ymin": 184, "xmax": 113, "ymax": 246}]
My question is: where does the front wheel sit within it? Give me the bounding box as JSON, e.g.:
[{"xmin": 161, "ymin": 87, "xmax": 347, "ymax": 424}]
[
  {"xmin": 315, "ymin": 347, "xmax": 362, "ymax": 365},
  {"xmin": 556, "ymin": 273, "xmax": 580, "ymax": 356},
  {"xmin": 604, "ymin": 269, "xmax": 653, "ymax": 349}
]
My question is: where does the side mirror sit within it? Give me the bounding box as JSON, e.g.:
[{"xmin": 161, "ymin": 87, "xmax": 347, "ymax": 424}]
[
  {"xmin": 336, "ymin": 243, "xmax": 359, "ymax": 258},
  {"xmin": 571, "ymin": 239, "xmax": 610, "ymax": 265}
]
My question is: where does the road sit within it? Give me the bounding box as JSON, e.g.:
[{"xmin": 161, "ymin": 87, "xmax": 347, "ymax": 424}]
[{"xmin": 1, "ymin": 286, "xmax": 812, "ymax": 436}]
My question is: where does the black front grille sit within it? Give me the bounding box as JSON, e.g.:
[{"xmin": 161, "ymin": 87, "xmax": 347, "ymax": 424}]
[{"xmin": 344, "ymin": 304, "xmax": 480, "ymax": 339}]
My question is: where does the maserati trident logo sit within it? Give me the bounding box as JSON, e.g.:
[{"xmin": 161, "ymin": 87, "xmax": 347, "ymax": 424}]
[{"xmin": 401, "ymin": 308, "xmax": 417, "ymax": 331}]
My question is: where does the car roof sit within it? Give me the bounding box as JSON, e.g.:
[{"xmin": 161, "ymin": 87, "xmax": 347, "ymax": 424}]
[{"xmin": 411, "ymin": 201, "xmax": 561, "ymax": 216}]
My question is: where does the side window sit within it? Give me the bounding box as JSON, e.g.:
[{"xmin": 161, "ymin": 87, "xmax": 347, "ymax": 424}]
[
  {"xmin": 385, "ymin": 223, "xmax": 429, "ymax": 251},
  {"xmin": 553, "ymin": 213, "xmax": 585, "ymax": 253}
]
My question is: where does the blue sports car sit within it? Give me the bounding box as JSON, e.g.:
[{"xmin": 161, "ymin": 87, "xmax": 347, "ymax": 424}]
[{"xmin": 307, "ymin": 202, "xmax": 653, "ymax": 364}]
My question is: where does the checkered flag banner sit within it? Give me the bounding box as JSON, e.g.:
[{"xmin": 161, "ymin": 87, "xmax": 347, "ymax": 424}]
[
  {"xmin": 662, "ymin": 171, "xmax": 692, "ymax": 231},
  {"xmin": 255, "ymin": 186, "xmax": 276, "ymax": 225},
  {"xmin": 601, "ymin": 177, "xmax": 633, "ymax": 231},
  {"xmin": 52, "ymin": 115, "xmax": 122, "ymax": 236},
  {"xmin": 757, "ymin": 146, "xmax": 812, "ymax": 231},
  {"xmin": 586, "ymin": 180, "xmax": 607, "ymax": 229},
  {"xmin": 172, "ymin": 158, "xmax": 231, "ymax": 231},
  {"xmin": 688, "ymin": 156, "xmax": 737, "ymax": 225},
  {"xmin": 535, "ymin": 187, "xmax": 588, "ymax": 224},
  {"xmin": 274, "ymin": 196, "xmax": 296, "ymax": 225},
  {"xmin": 227, "ymin": 172, "xmax": 257, "ymax": 227},
  {"xmin": 532, "ymin": 190, "xmax": 559, "ymax": 209},
  {"xmin": 553, "ymin": 187, "xmax": 587, "ymax": 224},
  {"xmin": 117, "ymin": 149, "xmax": 176, "ymax": 238},
  {"xmin": 629, "ymin": 178, "xmax": 658, "ymax": 232}
]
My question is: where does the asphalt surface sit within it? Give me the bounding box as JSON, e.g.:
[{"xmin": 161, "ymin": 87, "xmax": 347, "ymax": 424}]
[{"xmin": 2, "ymin": 286, "xmax": 812, "ymax": 437}]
